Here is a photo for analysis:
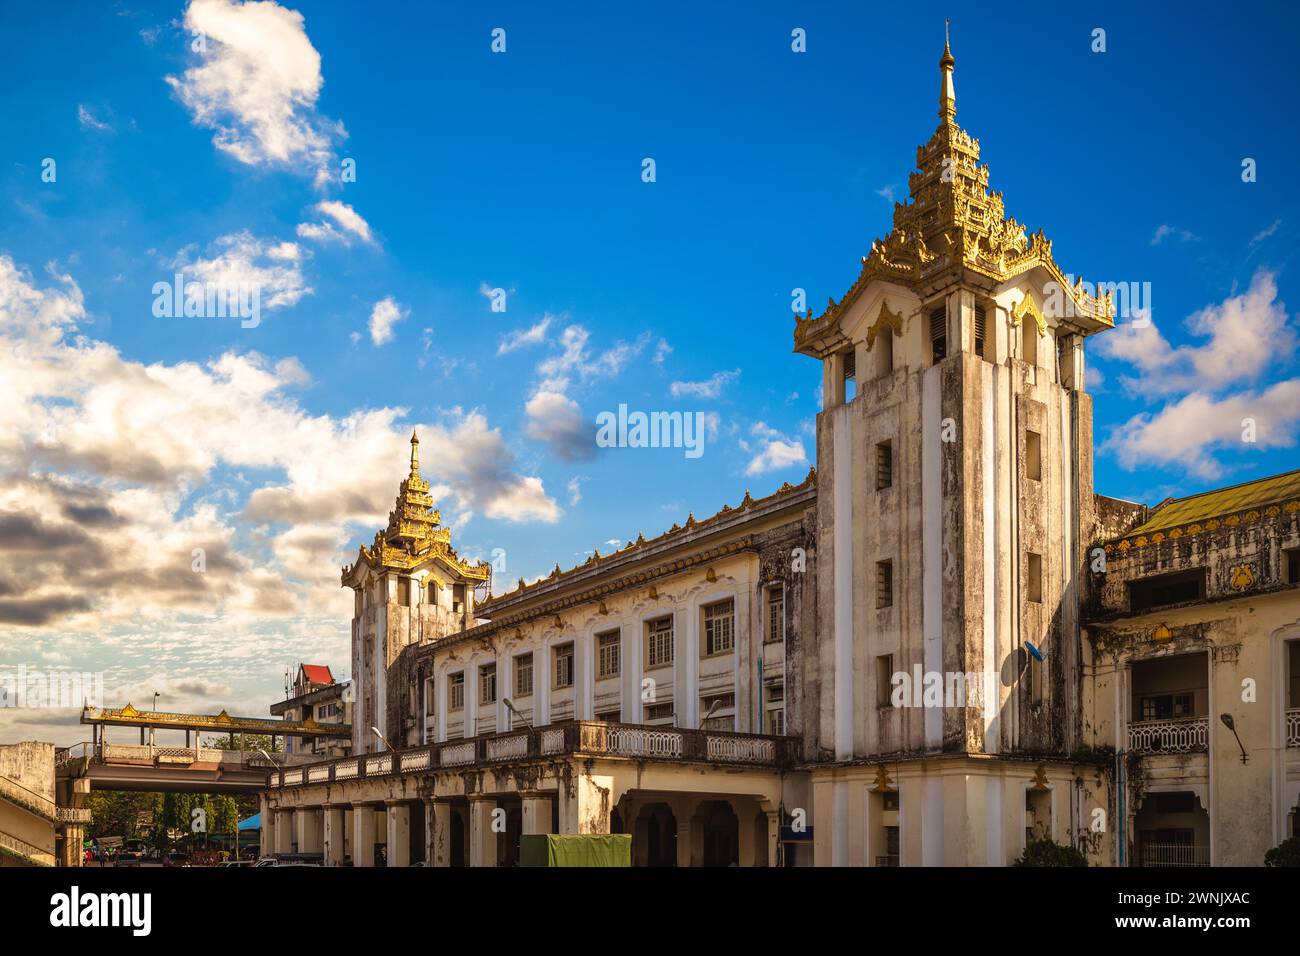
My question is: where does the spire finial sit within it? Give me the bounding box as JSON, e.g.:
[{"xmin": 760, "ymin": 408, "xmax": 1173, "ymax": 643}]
[
  {"xmin": 409, "ymin": 429, "xmax": 420, "ymax": 476},
  {"xmin": 939, "ymin": 19, "xmax": 956, "ymax": 122}
]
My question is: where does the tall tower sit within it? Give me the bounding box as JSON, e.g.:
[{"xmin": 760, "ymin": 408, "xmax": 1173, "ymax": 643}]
[
  {"xmin": 341, "ymin": 432, "xmax": 491, "ymax": 754},
  {"xmin": 794, "ymin": 34, "xmax": 1115, "ymax": 864}
]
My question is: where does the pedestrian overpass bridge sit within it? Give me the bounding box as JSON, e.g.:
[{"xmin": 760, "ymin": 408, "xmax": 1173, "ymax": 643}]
[{"xmin": 56, "ymin": 704, "xmax": 350, "ymax": 795}]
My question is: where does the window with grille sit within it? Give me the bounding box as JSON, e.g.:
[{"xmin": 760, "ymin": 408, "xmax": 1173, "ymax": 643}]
[
  {"xmin": 597, "ymin": 631, "xmax": 620, "ymax": 677},
  {"xmin": 877, "ymin": 654, "xmax": 894, "ymax": 707},
  {"xmin": 765, "ymin": 680, "xmax": 785, "ymax": 703},
  {"xmin": 479, "ymin": 663, "xmax": 496, "ymax": 705},
  {"xmin": 703, "ymin": 600, "xmax": 734, "ymax": 656},
  {"xmin": 766, "ymin": 587, "xmax": 784, "ymax": 644},
  {"xmin": 647, "ymin": 617, "xmax": 674, "ymax": 668},
  {"xmin": 766, "ymin": 708, "xmax": 784, "ymax": 736},
  {"xmin": 554, "ymin": 643, "xmax": 574, "ymax": 688},
  {"xmin": 1140, "ymin": 693, "xmax": 1194, "ymax": 721},
  {"xmin": 974, "ymin": 305, "xmax": 986, "ymax": 357},
  {"xmin": 645, "ymin": 702, "xmax": 674, "ymax": 724},
  {"xmin": 448, "ymin": 673, "xmax": 464, "ymax": 711},
  {"xmin": 877, "ymin": 560, "xmax": 893, "ymax": 608},
  {"xmin": 701, "ymin": 692, "xmax": 735, "ymax": 730},
  {"xmin": 930, "ymin": 306, "xmax": 947, "ymax": 363},
  {"xmin": 595, "ymin": 708, "xmax": 621, "ymax": 722},
  {"xmin": 876, "ymin": 440, "xmax": 892, "ymax": 490},
  {"xmin": 514, "ymin": 654, "xmax": 533, "ymax": 697}
]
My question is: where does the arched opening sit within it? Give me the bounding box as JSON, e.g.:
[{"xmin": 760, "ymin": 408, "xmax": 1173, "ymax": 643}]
[
  {"xmin": 633, "ymin": 802, "xmax": 677, "ymax": 867},
  {"xmin": 698, "ymin": 799, "xmax": 739, "ymax": 867}
]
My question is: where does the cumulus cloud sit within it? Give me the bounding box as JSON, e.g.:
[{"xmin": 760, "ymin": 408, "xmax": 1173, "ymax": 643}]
[
  {"xmin": 743, "ymin": 422, "xmax": 807, "ymax": 476},
  {"xmin": 670, "ymin": 368, "xmax": 739, "ymax": 399},
  {"xmin": 296, "ymin": 200, "xmax": 374, "ymax": 245},
  {"xmin": 166, "ymin": 0, "xmax": 345, "ymax": 183},
  {"xmin": 525, "ymin": 389, "xmax": 596, "ymax": 462},
  {"xmin": 1094, "ymin": 270, "xmax": 1293, "ymax": 397},
  {"xmin": 173, "ymin": 231, "xmax": 312, "ymax": 312},
  {"xmin": 367, "ymin": 296, "xmax": 406, "ymax": 346}
]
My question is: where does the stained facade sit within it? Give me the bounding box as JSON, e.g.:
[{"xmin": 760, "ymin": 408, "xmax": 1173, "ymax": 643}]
[{"xmin": 262, "ymin": 40, "xmax": 1300, "ymax": 867}]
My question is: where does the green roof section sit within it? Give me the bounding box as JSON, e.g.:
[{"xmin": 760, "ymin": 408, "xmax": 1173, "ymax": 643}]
[{"xmin": 1127, "ymin": 468, "xmax": 1300, "ymax": 536}]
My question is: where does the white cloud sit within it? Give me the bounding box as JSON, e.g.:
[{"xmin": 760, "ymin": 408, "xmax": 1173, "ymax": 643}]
[
  {"xmin": 536, "ymin": 324, "xmax": 648, "ymax": 390},
  {"xmin": 497, "ymin": 316, "xmax": 551, "ymax": 355},
  {"xmin": 1094, "ymin": 269, "xmax": 1293, "ymax": 396},
  {"xmin": 1250, "ymin": 218, "xmax": 1282, "ymax": 247},
  {"xmin": 77, "ymin": 105, "xmax": 113, "ymax": 133},
  {"xmin": 1102, "ymin": 379, "xmax": 1300, "ymax": 480},
  {"xmin": 174, "ymin": 230, "xmax": 312, "ymax": 312},
  {"xmin": 875, "ymin": 185, "xmax": 897, "ymax": 203},
  {"xmin": 525, "ymin": 389, "xmax": 595, "ymax": 462},
  {"xmin": 653, "ymin": 338, "xmax": 672, "ymax": 365},
  {"xmin": 1150, "ymin": 224, "xmax": 1198, "ymax": 246},
  {"xmin": 367, "ymin": 296, "xmax": 407, "ymax": 346},
  {"xmin": 744, "ymin": 422, "xmax": 807, "ymax": 476},
  {"xmin": 166, "ymin": 0, "xmax": 345, "ymax": 183},
  {"xmin": 566, "ymin": 476, "xmax": 585, "ymax": 506},
  {"xmin": 296, "ymin": 200, "xmax": 374, "ymax": 245},
  {"xmin": 670, "ymin": 368, "xmax": 739, "ymax": 399}
]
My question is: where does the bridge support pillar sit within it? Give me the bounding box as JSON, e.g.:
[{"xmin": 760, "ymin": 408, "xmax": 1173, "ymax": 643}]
[
  {"xmin": 275, "ymin": 808, "xmax": 293, "ymax": 855},
  {"xmin": 352, "ymin": 804, "xmax": 378, "ymax": 867},
  {"xmin": 386, "ymin": 801, "xmax": 411, "ymax": 868},
  {"xmin": 296, "ymin": 806, "xmax": 322, "ymax": 855},
  {"xmin": 425, "ymin": 797, "xmax": 451, "ymax": 867},
  {"xmin": 469, "ymin": 795, "xmax": 498, "ymax": 867},
  {"xmin": 323, "ymin": 806, "xmax": 346, "ymax": 866}
]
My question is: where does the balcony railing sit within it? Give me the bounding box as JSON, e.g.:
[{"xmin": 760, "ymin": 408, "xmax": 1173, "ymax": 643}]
[
  {"xmin": 1287, "ymin": 708, "xmax": 1300, "ymax": 748},
  {"xmin": 1128, "ymin": 716, "xmax": 1208, "ymax": 755},
  {"xmin": 276, "ymin": 720, "xmax": 799, "ymax": 790},
  {"xmin": 1139, "ymin": 843, "xmax": 1209, "ymax": 867}
]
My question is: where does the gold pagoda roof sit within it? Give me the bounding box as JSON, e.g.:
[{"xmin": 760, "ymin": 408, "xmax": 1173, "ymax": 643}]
[
  {"xmin": 794, "ymin": 35, "xmax": 1114, "ymax": 354},
  {"xmin": 341, "ymin": 432, "xmax": 491, "ymax": 583},
  {"xmin": 1115, "ymin": 468, "xmax": 1300, "ymax": 542}
]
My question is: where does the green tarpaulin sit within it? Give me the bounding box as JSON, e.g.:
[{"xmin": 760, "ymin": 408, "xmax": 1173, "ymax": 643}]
[{"xmin": 518, "ymin": 833, "xmax": 631, "ymax": 867}]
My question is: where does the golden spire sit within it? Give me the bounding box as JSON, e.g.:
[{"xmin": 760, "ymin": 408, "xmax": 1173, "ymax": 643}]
[
  {"xmin": 939, "ymin": 19, "xmax": 956, "ymax": 122},
  {"xmin": 409, "ymin": 429, "xmax": 420, "ymax": 477}
]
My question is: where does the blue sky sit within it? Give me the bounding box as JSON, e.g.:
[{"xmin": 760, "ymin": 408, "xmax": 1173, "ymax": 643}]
[{"xmin": 1, "ymin": 1, "xmax": 1297, "ymax": 742}]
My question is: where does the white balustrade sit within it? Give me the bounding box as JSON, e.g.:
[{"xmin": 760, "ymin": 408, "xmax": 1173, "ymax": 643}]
[
  {"xmin": 1127, "ymin": 716, "xmax": 1208, "ymax": 754},
  {"xmin": 706, "ymin": 735, "xmax": 775, "ymax": 763},
  {"xmin": 440, "ymin": 741, "xmax": 476, "ymax": 766},
  {"xmin": 485, "ymin": 734, "xmax": 528, "ymax": 760}
]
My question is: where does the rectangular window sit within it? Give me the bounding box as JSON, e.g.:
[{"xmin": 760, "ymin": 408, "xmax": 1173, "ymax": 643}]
[
  {"xmin": 974, "ymin": 305, "xmax": 987, "ymax": 358},
  {"xmin": 766, "ymin": 708, "xmax": 785, "ymax": 736},
  {"xmin": 645, "ymin": 702, "xmax": 674, "ymax": 724},
  {"xmin": 843, "ymin": 350, "xmax": 857, "ymax": 401},
  {"xmin": 448, "ymin": 672, "xmax": 464, "ymax": 712},
  {"xmin": 875, "ymin": 328, "xmax": 894, "ymax": 378},
  {"xmin": 597, "ymin": 631, "xmax": 620, "ymax": 678},
  {"xmin": 700, "ymin": 692, "xmax": 735, "ymax": 731},
  {"xmin": 766, "ymin": 586, "xmax": 784, "ymax": 644},
  {"xmin": 424, "ymin": 678, "xmax": 435, "ymax": 716},
  {"xmin": 877, "ymin": 560, "xmax": 893, "ymax": 608},
  {"xmin": 554, "ymin": 643, "xmax": 574, "ymax": 688},
  {"xmin": 647, "ymin": 617, "xmax": 674, "ymax": 668},
  {"xmin": 397, "ymin": 577, "xmax": 411, "ymax": 607},
  {"xmin": 452, "ymin": 583, "xmax": 465, "ymax": 614},
  {"xmin": 876, "ymin": 440, "xmax": 892, "ymax": 490},
  {"xmin": 1286, "ymin": 547, "xmax": 1299, "ymax": 584},
  {"xmin": 479, "ymin": 663, "xmax": 496, "ymax": 705},
  {"xmin": 1128, "ymin": 569, "xmax": 1206, "ymax": 612},
  {"xmin": 514, "ymin": 654, "xmax": 533, "ymax": 698},
  {"xmin": 1022, "ymin": 318, "xmax": 1038, "ymax": 366},
  {"xmin": 595, "ymin": 708, "xmax": 621, "ymax": 723},
  {"xmin": 1027, "ymin": 553, "xmax": 1043, "ymax": 603},
  {"xmin": 1140, "ymin": 692, "xmax": 1195, "ymax": 721},
  {"xmin": 425, "ymin": 581, "xmax": 438, "ymax": 606},
  {"xmin": 876, "ymin": 654, "xmax": 893, "ymax": 707},
  {"xmin": 703, "ymin": 600, "xmax": 734, "ymax": 656},
  {"xmin": 930, "ymin": 306, "xmax": 947, "ymax": 363},
  {"xmin": 1025, "ymin": 430, "xmax": 1042, "ymax": 481}
]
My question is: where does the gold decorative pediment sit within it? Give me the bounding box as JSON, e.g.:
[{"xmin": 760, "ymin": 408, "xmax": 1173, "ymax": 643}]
[
  {"xmin": 865, "ymin": 300, "xmax": 904, "ymax": 350},
  {"xmin": 1010, "ymin": 291, "xmax": 1047, "ymax": 336}
]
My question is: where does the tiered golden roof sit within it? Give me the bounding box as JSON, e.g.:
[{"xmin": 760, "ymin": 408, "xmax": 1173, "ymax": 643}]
[
  {"xmin": 342, "ymin": 432, "xmax": 490, "ymax": 582},
  {"xmin": 794, "ymin": 32, "xmax": 1114, "ymax": 351}
]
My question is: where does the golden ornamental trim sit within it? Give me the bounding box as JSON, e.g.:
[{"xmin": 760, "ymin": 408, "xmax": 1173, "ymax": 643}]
[
  {"xmin": 865, "ymin": 299, "xmax": 904, "ymax": 350},
  {"xmin": 1010, "ymin": 290, "xmax": 1047, "ymax": 336}
]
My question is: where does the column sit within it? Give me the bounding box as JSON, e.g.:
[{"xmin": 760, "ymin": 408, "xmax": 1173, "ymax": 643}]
[
  {"xmin": 323, "ymin": 806, "xmax": 346, "ymax": 866},
  {"xmin": 351, "ymin": 804, "xmax": 377, "ymax": 868},
  {"xmin": 765, "ymin": 809, "xmax": 780, "ymax": 868},
  {"xmin": 558, "ymin": 771, "xmax": 613, "ymax": 834},
  {"xmin": 386, "ymin": 802, "xmax": 412, "ymax": 868},
  {"xmin": 426, "ymin": 798, "xmax": 451, "ymax": 867},
  {"xmin": 737, "ymin": 801, "xmax": 755, "ymax": 868},
  {"xmin": 274, "ymin": 809, "xmax": 293, "ymax": 855},
  {"xmin": 469, "ymin": 796, "xmax": 498, "ymax": 867},
  {"xmin": 259, "ymin": 795, "xmax": 274, "ymax": 858},
  {"xmin": 296, "ymin": 807, "xmax": 322, "ymax": 855},
  {"xmin": 520, "ymin": 792, "xmax": 554, "ymax": 835}
]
